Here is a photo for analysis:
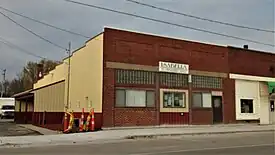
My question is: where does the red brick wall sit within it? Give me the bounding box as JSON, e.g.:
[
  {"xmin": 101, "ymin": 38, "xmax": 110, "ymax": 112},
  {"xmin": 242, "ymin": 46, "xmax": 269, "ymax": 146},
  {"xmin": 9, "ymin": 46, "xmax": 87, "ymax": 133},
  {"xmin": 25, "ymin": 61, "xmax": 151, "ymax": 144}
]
[
  {"xmin": 223, "ymin": 79, "xmax": 236, "ymax": 123},
  {"xmin": 102, "ymin": 28, "xmax": 231, "ymax": 127},
  {"xmin": 229, "ymin": 48, "xmax": 275, "ymax": 77},
  {"xmin": 102, "ymin": 68, "xmax": 115, "ymax": 127},
  {"xmin": 103, "ymin": 28, "xmax": 229, "ymax": 72},
  {"xmin": 114, "ymin": 108, "xmax": 157, "ymax": 126}
]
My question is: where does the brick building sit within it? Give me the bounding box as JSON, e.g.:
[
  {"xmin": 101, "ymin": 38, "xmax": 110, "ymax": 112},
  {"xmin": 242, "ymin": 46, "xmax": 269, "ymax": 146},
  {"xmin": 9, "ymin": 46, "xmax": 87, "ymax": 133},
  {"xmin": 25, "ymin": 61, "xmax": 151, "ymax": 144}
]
[{"xmin": 14, "ymin": 27, "xmax": 275, "ymax": 130}]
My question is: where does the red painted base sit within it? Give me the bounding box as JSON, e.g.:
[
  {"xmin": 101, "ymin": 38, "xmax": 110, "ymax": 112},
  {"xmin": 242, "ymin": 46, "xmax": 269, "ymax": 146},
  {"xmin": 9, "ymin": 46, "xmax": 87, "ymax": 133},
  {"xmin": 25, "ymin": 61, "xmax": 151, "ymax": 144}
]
[
  {"xmin": 15, "ymin": 112, "xmax": 102, "ymax": 131},
  {"xmin": 160, "ymin": 112, "xmax": 189, "ymax": 125}
]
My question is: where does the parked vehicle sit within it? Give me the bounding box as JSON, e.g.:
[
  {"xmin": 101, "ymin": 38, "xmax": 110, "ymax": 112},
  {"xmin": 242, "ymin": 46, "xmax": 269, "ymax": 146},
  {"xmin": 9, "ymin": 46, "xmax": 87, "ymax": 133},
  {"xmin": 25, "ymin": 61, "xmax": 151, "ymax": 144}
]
[
  {"xmin": 0, "ymin": 98, "xmax": 15, "ymax": 119},
  {"xmin": 0, "ymin": 105, "xmax": 15, "ymax": 119}
]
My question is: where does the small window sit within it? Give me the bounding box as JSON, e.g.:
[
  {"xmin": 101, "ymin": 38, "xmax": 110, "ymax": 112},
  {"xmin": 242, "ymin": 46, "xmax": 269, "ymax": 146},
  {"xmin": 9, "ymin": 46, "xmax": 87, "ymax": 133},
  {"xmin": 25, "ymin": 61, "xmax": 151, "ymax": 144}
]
[
  {"xmin": 115, "ymin": 89, "xmax": 155, "ymax": 107},
  {"xmin": 146, "ymin": 91, "xmax": 155, "ymax": 107},
  {"xmin": 115, "ymin": 89, "xmax": 125, "ymax": 107},
  {"xmin": 241, "ymin": 99, "xmax": 253, "ymax": 113},
  {"xmin": 192, "ymin": 92, "xmax": 212, "ymax": 108},
  {"xmin": 163, "ymin": 92, "xmax": 186, "ymax": 108},
  {"xmin": 126, "ymin": 90, "xmax": 146, "ymax": 107}
]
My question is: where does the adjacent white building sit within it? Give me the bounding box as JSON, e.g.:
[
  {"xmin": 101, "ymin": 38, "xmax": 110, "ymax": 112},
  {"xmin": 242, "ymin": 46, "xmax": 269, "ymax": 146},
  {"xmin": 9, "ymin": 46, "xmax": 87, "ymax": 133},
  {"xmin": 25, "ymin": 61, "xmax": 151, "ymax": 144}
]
[
  {"xmin": 0, "ymin": 98, "xmax": 15, "ymax": 107},
  {"xmin": 230, "ymin": 74, "xmax": 275, "ymax": 124}
]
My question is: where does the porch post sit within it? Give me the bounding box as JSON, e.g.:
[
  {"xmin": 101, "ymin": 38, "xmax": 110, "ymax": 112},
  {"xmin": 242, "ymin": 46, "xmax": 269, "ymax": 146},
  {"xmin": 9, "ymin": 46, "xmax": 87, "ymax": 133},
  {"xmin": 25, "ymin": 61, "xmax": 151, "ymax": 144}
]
[
  {"xmin": 188, "ymin": 75, "xmax": 193, "ymax": 124},
  {"xmin": 259, "ymin": 82, "xmax": 271, "ymax": 125}
]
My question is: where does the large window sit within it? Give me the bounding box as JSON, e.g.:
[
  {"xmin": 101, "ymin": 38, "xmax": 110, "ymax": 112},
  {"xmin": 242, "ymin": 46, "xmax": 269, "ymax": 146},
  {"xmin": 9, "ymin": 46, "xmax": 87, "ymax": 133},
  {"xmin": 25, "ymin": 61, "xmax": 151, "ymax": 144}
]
[
  {"xmin": 192, "ymin": 92, "xmax": 212, "ymax": 108},
  {"xmin": 116, "ymin": 69, "xmax": 155, "ymax": 85},
  {"xmin": 240, "ymin": 99, "xmax": 253, "ymax": 113},
  {"xmin": 192, "ymin": 75, "xmax": 222, "ymax": 89},
  {"xmin": 163, "ymin": 92, "xmax": 186, "ymax": 108},
  {"xmin": 160, "ymin": 73, "xmax": 188, "ymax": 87},
  {"xmin": 116, "ymin": 89, "xmax": 155, "ymax": 107}
]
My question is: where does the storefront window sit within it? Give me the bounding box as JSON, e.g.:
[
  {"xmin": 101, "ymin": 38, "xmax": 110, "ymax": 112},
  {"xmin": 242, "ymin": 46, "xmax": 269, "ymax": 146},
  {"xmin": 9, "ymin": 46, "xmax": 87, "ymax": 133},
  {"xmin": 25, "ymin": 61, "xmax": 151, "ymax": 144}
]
[
  {"xmin": 115, "ymin": 89, "xmax": 155, "ymax": 107},
  {"xmin": 163, "ymin": 92, "xmax": 185, "ymax": 108},
  {"xmin": 192, "ymin": 92, "xmax": 212, "ymax": 108},
  {"xmin": 240, "ymin": 99, "xmax": 254, "ymax": 113}
]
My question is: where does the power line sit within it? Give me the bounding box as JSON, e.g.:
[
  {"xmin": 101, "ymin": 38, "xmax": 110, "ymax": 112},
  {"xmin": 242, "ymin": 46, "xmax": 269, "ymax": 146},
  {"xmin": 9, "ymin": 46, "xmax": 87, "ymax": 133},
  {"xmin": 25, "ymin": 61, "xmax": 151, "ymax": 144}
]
[
  {"xmin": 126, "ymin": 0, "xmax": 275, "ymax": 33},
  {"xmin": 0, "ymin": 5, "xmax": 90, "ymax": 39},
  {"xmin": 0, "ymin": 11, "xmax": 68, "ymax": 51},
  {"xmin": 0, "ymin": 37, "xmax": 47, "ymax": 59},
  {"xmin": 63, "ymin": 0, "xmax": 275, "ymax": 47}
]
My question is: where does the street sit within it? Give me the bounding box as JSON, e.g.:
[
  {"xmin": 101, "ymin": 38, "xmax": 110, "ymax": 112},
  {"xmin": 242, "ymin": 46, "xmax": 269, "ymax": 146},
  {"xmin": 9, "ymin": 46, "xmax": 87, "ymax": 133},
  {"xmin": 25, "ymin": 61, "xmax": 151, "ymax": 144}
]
[
  {"xmin": 0, "ymin": 119, "xmax": 40, "ymax": 136},
  {"xmin": 0, "ymin": 131, "xmax": 274, "ymax": 155}
]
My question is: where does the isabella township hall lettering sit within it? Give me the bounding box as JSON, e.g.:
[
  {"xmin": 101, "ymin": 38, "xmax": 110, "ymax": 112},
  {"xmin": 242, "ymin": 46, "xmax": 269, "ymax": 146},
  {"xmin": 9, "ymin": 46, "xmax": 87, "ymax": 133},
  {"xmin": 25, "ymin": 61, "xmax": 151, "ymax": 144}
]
[{"xmin": 159, "ymin": 61, "xmax": 189, "ymax": 74}]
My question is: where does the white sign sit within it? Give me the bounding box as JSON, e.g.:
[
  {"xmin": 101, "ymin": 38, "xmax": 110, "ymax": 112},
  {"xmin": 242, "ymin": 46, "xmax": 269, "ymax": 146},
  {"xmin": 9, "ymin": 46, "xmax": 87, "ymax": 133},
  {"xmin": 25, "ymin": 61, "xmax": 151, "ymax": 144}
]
[{"xmin": 159, "ymin": 61, "xmax": 189, "ymax": 74}]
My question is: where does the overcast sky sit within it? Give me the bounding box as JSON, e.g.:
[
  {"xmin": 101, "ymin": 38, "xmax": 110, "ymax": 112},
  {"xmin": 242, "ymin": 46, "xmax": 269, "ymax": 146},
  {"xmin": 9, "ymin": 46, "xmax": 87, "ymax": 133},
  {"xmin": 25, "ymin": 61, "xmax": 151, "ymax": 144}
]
[{"xmin": 0, "ymin": 0, "xmax": 274, "ymax": 79}]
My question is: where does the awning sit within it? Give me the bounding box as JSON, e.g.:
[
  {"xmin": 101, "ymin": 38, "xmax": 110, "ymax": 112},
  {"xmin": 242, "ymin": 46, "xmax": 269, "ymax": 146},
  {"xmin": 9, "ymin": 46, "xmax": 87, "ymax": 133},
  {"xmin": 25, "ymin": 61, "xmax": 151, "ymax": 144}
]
[
  {"xmin": 268, "ymin": 82, "xmax": 275, "ymax": 93},
  {"xmin": 12, "ymin": 89, "xmax": 34, "ymax": 100}
]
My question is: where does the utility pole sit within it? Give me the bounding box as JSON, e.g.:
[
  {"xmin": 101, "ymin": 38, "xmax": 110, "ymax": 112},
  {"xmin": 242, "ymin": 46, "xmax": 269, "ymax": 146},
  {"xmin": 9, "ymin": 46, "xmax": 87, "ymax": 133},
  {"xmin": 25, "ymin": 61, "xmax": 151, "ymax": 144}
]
[
  {"xmin": 1, "ymin": 69, "xmax": 6, "ymax": 97},
  {"xmin": 66, "ymin": 42, "xmax": 71, "ymax": 110},
  {"xmin": 64, "ymin": 42, "xmax": 71, "ymax": 131}
]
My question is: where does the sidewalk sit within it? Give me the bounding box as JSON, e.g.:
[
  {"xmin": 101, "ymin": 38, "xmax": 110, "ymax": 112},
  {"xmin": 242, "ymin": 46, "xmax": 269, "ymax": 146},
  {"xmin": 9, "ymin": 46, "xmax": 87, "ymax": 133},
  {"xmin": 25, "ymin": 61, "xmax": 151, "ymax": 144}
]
[
  {"xmin": 0, "ymin": 124, "xmax": 274, "ymax": 148},
  {"xmin": 18, "ymin": 124, "xmax": 61, "ymax": 135}
]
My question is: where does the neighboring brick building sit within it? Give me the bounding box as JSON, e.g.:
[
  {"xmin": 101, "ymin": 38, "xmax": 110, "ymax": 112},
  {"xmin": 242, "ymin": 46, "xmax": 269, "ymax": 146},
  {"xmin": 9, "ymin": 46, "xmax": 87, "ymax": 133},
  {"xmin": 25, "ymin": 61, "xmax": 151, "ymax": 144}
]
[{"xmin": 13, "ymin": 27, "xmax": 275, "ymax": 130}]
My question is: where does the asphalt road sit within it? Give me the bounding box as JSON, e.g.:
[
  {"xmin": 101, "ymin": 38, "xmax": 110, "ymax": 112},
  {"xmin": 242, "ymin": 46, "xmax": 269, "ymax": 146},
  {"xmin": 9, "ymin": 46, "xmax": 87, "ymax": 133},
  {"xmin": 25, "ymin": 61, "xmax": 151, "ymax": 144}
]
[
  {"xmin": 0, "ymin": 131, "xmax": 274, "ymax": 155},
  {"xmin": 0, "ymin": 119, "xmax": 40, "ymax": 136}
]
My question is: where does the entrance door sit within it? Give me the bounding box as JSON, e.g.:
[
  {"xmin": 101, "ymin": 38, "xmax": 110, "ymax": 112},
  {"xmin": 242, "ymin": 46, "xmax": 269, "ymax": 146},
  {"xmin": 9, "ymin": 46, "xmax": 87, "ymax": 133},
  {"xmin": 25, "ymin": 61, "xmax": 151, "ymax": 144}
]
[
  {"xmin": 212, "ymin": 96, "xmax": 223, "ymax": 123},
  {"xmin": 270, "ymin": 100, "xmax": 275, "ymax": 124}
]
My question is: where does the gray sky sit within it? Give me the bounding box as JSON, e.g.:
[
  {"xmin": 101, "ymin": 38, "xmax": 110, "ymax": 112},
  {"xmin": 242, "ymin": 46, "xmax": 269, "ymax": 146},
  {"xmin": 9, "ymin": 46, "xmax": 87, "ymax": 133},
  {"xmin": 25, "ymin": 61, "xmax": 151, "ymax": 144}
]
[{"xmin": 0, "ymin": 0, "xmax": 274, "ymax": 79}]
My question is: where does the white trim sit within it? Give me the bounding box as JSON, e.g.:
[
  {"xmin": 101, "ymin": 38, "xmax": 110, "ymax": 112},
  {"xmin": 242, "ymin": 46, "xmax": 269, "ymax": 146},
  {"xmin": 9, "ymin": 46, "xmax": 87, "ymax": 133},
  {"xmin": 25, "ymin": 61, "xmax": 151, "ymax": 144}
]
[{"xmin": 229, "ymin": 73, "xmax": 275, "ymax": 82}]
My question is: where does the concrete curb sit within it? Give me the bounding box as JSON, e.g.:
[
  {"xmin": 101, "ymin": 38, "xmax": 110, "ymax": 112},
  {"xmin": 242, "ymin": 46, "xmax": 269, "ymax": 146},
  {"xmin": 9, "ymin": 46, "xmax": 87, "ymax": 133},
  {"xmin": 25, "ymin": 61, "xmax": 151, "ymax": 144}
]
[
  {"xmin": 102, "ymin": 124, "xmax": 262, "ymax": 131},
  {"xmin": 125, "ymin": 129, "xmax": 275, "ymax": 139},
  {"xmin": 0, "ymin": 129, "xmax": 274, "ymax": 149}
]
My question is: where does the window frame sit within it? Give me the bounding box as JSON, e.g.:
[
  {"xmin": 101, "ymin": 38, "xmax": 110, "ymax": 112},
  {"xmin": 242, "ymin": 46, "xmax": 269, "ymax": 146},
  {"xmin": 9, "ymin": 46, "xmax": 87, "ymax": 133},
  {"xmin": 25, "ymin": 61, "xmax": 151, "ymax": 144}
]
[
  {"xmin": 240, "ymin": 99, "xmax": 254, "ymax": 113},
  {"xmin": 115, "ymin": 88, "xmax": 155, "ymax": 108},
  {"xmin": 162, "ymin": 91, "xmax": 186, "ymax": 108},
  {"xmin": 192, "ymin": 92, "xmax": 212, "ymax": 108}
]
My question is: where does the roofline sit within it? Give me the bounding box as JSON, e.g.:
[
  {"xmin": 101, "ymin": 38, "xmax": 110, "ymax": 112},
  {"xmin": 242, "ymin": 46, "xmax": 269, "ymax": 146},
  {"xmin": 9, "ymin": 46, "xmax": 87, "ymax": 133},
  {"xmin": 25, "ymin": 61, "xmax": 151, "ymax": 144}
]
[
  {"xmin": 62, "ymin": 32, "xmax": 104, "ymax": 61},
  {"xmin": 104, "ymin": 26, "xmax": 275, "ymax": 55},
  {"xmin": 227, "ymin": 46, "xmax": 275, "ymax": 55},
  {"xmin": 62, "ymin": 44, "xmax": 86, "ymax": 61},
  {"xmin": 32, "ymin": 80, "xmax": 65, "ymax": 92},
  {"xmin": 85, "ymin": 32, "xmax": 104, "ymax": 44},
  {"xmin": 12, "ymin": 89, "xmax": 33, "ymax": 98},
  {"xmin": 103, "ymin": 26, "xmax": 228, "ymax": 48}
]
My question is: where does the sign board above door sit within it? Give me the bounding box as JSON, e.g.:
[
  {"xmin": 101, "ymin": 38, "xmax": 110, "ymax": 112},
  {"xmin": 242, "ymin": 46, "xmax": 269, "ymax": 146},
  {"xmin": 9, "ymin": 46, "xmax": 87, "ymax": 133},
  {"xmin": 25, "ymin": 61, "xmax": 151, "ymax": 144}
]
[{"xmin": 159, "ymin": 61, "xmax": 189, "ymax": 74}]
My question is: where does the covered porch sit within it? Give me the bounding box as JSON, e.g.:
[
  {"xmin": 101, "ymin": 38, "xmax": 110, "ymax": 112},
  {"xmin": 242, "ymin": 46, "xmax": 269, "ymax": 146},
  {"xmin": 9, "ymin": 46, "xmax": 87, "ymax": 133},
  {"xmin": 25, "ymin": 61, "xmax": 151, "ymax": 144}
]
[
  {"xmin": 13, "ymin": 89, "xmax": 34, "ymax": 124},
  {"xmin": 260, "ymin": 82, "xmax": 275, "ymax": 125},
  {"xmin": 268, "ymin": 82, "xmax": 275, "ymax": 124}
]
